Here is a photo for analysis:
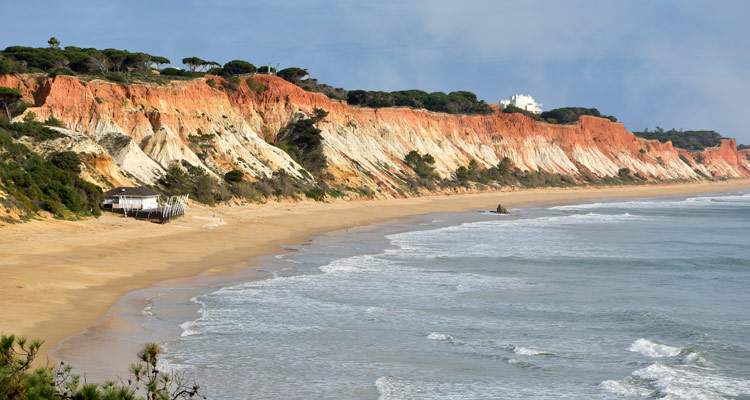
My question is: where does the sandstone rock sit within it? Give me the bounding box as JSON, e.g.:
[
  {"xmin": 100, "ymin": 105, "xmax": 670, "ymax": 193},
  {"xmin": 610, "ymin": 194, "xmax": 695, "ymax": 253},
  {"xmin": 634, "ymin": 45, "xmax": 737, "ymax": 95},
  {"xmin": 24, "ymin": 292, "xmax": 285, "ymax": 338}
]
[{"xmin": 0, "ymin": 73, "xmax": 747, "ymax": 199}]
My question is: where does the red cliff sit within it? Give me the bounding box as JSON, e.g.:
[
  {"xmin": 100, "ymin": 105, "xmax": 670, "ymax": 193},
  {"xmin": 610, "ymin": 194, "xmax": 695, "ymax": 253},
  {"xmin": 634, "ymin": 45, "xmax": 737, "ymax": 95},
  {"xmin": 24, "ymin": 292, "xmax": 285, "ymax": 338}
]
[{"xmin": 1, "ymin": 74, "xmax": 748, "ymax": 197}]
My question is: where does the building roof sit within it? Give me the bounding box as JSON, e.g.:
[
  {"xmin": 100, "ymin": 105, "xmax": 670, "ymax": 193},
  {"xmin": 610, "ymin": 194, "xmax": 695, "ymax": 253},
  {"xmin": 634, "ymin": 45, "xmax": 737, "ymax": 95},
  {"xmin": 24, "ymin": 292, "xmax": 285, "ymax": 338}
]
[{"xmin": 104, "ymin": 187, "xmax": 161, "ymax": 198}]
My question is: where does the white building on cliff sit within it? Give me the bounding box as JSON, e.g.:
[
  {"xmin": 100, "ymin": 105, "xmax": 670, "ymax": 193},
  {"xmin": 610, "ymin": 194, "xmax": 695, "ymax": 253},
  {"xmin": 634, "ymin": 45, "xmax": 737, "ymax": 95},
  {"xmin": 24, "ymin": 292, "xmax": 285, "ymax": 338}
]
[{"xmin": 499, "ymin": 94, "xmax": 543, "ymax": 114}]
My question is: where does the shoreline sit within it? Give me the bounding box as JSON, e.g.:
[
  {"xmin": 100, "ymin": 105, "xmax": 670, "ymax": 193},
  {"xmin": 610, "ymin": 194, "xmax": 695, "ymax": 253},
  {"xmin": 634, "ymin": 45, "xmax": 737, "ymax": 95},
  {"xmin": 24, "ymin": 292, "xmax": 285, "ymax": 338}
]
[{"xmin": 2, "ymin": 180, "xmax": 750, "ymax": 367}]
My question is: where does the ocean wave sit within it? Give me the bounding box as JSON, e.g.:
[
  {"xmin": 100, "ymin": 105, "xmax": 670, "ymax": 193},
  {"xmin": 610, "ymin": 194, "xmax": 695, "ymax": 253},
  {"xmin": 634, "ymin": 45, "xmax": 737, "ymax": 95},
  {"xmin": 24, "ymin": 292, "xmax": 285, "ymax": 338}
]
[
  {"xmin": 513, "ymin": 346, "xmax": 556, "ymax": 356},
  {"xmin": 426, "ymin": 332, "xmax": 454, "ymax": 342},
  {"xmin": 388, "ymin": 212, "xmax": 647, "ymax": 244},
  {"xmin": 629, "ymin": 338, "xmax": 684, "ymax": 358},
  {"xmin": 550, "ymin": 193, "xmax": 750, "ymax": 211},
  {"xmin": 318, "ymin": 254, "xmax": 384, "ymax": 274},
  {"xmin": 600, "ymin": 378, "xmax": 655, "ymax": 398},
  {"xmin": 633, "ymin": 362, "xmax": 750, "ymax": 399},
  {"xmin": 179, "ymin": 320, "xmax": 199, "ymax": 337},
  {"xmin": 385, "ymin": 212, "xmax": 648, "ymax": 261}
]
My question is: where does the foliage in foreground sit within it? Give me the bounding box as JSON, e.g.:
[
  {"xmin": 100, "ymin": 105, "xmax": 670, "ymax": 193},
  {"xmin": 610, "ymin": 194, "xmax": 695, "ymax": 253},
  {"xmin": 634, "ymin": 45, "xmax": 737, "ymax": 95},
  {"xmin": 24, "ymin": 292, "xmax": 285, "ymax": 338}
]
[{"xmin": 0, "ymin": 334, "xmax": 203, "ymax": 400}]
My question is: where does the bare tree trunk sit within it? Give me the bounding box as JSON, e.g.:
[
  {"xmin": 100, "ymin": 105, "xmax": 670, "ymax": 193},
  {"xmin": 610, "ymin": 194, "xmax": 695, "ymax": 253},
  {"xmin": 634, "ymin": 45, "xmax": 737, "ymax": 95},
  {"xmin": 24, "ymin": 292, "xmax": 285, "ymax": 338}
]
[{"xmin": 2, "ymin": 103, "xmax": 11, "ymax": 120}]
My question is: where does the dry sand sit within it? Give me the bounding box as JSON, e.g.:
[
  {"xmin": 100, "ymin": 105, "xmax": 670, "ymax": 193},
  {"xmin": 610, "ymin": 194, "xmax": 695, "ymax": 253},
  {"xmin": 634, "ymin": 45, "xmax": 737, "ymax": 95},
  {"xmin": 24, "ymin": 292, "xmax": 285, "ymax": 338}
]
[{"xmin": 2, "ymin": 180, "xmax": 750, "ymax": 364}]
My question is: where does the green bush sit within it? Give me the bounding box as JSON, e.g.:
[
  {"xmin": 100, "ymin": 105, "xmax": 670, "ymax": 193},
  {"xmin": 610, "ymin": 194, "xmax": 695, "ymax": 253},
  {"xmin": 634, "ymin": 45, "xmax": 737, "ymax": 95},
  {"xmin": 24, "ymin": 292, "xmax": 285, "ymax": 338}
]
[
  {"xmin": 43, "ymin": 115, "xmax": 66, "ymax": 128},
  {"xmin": 304, "ymin": 187, "xmax": 326, "ymax": 201},
  {"xmin": 49, "ymin": 151, "xmax": 81, "ymax": 173},
  {"xmin": 0, "ymin": 333, "xmax": 203, "ymax": 400},
  {"xmin": 224, "ymin": 169, "xmax": 244, "ymax": 183},
  {"xmin": 275, "ymin": 108, "xmax": 329, "ymax": 176},
  {"xmin": 0, "ymin": 118, "xmax": 62, "ymax": 141},
  {"xmin": 159, "ymin": 163, "xmax": 230, "ymax": 205},
  {"xmin": 502, "ymin": 104, "xmax": 540, "ymax": 120}
]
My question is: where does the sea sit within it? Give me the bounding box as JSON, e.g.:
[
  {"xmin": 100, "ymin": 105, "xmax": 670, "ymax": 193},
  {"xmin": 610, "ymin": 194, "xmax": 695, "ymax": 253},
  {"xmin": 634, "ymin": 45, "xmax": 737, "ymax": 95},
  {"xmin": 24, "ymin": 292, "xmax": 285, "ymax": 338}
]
[{"xmin": 139, "ymin": 191, "xmax": 750, "ymax": 399}]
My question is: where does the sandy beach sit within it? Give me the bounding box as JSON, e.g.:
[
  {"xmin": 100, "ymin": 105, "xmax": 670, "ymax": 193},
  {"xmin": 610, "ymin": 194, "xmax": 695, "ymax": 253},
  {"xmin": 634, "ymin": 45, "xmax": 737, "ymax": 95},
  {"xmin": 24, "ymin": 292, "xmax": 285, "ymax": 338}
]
[{"xmin": 2, "ymin": 180, "xmax": 750, "ymax": 366}]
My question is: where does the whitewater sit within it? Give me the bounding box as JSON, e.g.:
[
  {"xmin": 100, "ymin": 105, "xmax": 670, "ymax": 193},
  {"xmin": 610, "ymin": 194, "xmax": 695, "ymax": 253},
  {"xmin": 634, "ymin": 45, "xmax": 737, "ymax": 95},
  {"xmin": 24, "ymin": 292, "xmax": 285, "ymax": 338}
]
[{"xmin": 152, "ymin": 191, "xmax": 750, "ymax": 399}]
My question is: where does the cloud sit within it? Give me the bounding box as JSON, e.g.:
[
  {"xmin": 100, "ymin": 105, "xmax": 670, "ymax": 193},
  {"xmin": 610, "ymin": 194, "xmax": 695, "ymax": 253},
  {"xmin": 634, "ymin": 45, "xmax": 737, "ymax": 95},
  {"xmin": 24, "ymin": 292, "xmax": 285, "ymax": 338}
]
[{"xmin": 1, "ymin": 0, "xmax": 748, "ymax": 143}]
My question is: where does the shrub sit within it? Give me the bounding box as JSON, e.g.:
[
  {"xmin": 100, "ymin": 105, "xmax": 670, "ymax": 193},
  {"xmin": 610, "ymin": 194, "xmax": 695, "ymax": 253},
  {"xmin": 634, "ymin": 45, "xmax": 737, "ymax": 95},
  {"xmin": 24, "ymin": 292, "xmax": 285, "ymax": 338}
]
[
  {"xmin": 49, "ymin": 151, "xmax": 82, "ymax": 173},
  {"xmin": 220, "ymin": 76, "xmax": 240, "ymax": 92},
  {"xmin": 43, "ymin": 115, "xmax": 65, "ymax": 128},
  {"xmin": 403, "ymin": 150, "xmax": 437, "ymax": 188},
  {"xmin": 246, "ymin": 77, "xmax": 268, "ymax": 94},
  {"xmin": 455, "ymin": 166, "xmax": 470, "ymax": 182},
  {"xmin": 0, "ymin": 333, "xmax": 203, "ymax": 400},
  {"xmin": 224, "ymin": 169, "xmax": 244, "ymax": 183},
  {"xmin": 275, "ymin": 108, "xmax": 329, "ymax": 176},
  {"xmin": 304, "ymin": 187, "xmax": 326, "ymax": 201},
  {"xmin": 502, "ymin": 104, "xmax": 540, "ymax": 120},
  {"xmin": 229, "ymin": 181, "xmax": 263, "ymax": 201},
  {"xmin": 0, "ymin": 118, "xmax": 62, "ymax": 141},
  {"xmin": 160, "ymin": 163, "xmax": 230, "ymax": 205},
  {"xmin": 617, "ymin": 167, "xmax": 633, "ymax": 180}
]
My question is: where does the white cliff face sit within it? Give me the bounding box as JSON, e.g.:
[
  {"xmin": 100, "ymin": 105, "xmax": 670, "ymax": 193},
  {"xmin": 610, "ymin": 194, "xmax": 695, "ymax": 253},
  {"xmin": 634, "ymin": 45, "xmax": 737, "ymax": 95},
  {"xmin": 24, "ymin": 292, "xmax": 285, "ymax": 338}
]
[{"xmin": 97, "ymin": 132, "xmax": 165, "ymax": 185}]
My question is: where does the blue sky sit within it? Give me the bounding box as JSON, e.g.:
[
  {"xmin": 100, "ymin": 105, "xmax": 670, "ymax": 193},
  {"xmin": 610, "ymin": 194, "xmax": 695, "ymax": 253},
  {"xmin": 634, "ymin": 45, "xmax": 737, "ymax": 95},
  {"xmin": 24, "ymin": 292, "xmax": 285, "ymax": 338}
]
[{"xmin": 3, "ymin": 0, "xmax": 749, "ymax": 144}]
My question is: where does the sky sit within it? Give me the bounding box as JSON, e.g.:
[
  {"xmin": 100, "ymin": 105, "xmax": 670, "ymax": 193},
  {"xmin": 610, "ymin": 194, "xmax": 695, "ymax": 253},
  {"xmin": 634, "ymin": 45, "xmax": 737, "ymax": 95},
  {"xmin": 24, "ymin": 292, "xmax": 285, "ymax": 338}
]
[{"xmin": 2, "ymin": 0, "xmax": 749, "ymax": 144}]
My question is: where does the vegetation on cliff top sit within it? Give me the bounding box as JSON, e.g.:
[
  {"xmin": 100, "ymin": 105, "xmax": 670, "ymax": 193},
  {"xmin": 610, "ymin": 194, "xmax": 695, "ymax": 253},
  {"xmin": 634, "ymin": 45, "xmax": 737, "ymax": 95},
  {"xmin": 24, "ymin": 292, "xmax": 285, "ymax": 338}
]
[
  {"xmin": 633, "ymin": 127, "xmax": 726, "ymax": 152},
  {"xmin": 0, "ymin": 333, "xmax": 204, "ymax": 400},
  {"xmin": 502, "ymin": 105, "xmax": 618, "ymax": 124},
  {"xmin": 345, "ymin": 89, "xmax": 494, "ymax": 115}
]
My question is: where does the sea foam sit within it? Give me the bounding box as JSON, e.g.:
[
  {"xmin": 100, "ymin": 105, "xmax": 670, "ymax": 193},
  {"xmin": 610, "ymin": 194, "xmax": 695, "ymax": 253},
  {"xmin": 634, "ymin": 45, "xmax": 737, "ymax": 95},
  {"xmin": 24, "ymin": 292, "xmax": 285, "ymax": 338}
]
[
  {"xmin": 513, "ymin": 346, "xmax": 556, "ymax": 356},
  {"xmin": 629, "ymin": 338, "xmax": 683, "ymax": 358}
]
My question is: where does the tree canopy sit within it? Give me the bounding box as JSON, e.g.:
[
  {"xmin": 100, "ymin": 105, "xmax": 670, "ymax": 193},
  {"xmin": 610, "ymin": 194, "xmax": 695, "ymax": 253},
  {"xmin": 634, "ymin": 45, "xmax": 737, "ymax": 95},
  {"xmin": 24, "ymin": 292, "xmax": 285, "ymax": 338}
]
[
  {"xmin": 277, "ymin": 67, "xmax": 309, "ymax": 84},
  {"xmin": 539, "ymin": 107, "xmax": 617, "ymax": 124},
  {"xmin": 346, "ymin": 89, "xmax": 494, "ymax": 115},
  {"xmin": 633, "ymin": 127, "xmax": 726, "ymax": 152},
  {"xmin": 222, "ymin": 60, "xmax": 256, "ymax": 76},
  {"xmin": 0, "ymin": 44, "xmax": 169, "ymax": 74}
]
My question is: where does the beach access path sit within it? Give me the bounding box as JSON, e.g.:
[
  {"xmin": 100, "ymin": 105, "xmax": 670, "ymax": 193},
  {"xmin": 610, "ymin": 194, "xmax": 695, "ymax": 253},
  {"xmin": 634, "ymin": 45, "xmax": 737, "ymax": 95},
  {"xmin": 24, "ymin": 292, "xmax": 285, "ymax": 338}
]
[{"xmin": 2, "ymin": 180, "xmax": 750, "ymax": 363}]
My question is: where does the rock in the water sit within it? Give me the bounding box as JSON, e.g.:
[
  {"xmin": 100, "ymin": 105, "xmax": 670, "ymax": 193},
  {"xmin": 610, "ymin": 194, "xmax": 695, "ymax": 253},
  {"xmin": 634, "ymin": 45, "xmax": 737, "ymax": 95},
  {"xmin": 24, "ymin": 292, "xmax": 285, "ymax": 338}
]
[{"xmin": 496, "ymin": 204, "xmax": 508, "ymax": 214}]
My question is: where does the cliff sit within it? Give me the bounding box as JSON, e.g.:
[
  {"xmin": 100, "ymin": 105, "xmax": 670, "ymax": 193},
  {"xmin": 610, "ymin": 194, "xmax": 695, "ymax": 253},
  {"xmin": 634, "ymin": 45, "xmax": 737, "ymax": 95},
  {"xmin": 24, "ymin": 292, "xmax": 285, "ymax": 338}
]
[{"xmin": 2, "ymin": 74, "xmax": 749, "ymax": 198}]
